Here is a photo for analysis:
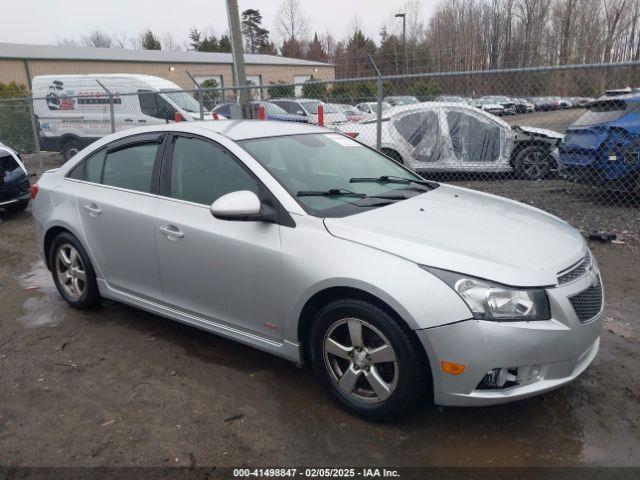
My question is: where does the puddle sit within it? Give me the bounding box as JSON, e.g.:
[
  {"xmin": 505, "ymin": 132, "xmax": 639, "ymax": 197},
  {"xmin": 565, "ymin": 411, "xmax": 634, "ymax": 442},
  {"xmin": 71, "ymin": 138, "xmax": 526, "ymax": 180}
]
[
  {"xmin": 18, "ymin": 260, "xmax": 56, "ymax": 293},
  {"xmin": 18, "ymin": 260, "xmax": 64, "ymax": 328},
  {"xmin": 19, "ymin": 296, "xmax": 65, "ymax": 328}
]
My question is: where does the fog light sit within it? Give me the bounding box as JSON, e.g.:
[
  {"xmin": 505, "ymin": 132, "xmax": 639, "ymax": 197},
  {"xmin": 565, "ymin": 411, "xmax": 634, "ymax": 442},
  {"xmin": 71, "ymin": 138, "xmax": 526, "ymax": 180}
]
[{"xmin": 483, "ymin": 368, "xmax": 510, "ymax": 388}]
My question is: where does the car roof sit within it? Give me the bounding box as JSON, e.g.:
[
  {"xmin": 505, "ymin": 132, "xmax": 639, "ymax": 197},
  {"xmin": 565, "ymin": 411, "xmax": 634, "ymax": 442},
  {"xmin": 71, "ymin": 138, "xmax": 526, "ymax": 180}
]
[{"xmin": 102, "ymin": 120, "xmax": 333, "ymax": 141}]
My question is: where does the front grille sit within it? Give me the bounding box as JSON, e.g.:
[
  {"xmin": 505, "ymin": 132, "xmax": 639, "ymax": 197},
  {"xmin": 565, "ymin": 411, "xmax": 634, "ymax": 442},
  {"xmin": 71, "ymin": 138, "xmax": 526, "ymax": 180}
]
[
  {"xmin": 569, "ymin": 281, "xmax": 603, "ymax": 322},
  {"xmin": 558, "ymin": 253, "xmax": 592, "ymax": 285}
]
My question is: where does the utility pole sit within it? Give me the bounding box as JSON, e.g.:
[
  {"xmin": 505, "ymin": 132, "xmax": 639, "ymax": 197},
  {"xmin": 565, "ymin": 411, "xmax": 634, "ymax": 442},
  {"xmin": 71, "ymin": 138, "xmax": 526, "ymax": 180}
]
[
  {"xmin": 226, "ymin": 0, "xmax": 250, "ymax": 115},
  {"xmin": 395, "ymin": 13, "xmax": 406, "ymax": 75}
]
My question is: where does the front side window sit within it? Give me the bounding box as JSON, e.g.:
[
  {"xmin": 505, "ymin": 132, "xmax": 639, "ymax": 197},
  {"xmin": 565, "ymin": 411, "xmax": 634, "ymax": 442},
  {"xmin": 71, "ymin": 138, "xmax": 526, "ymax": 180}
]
[
  {"xmin": 102, "ymin": 143, "xmax": 158, "ymax": 193},
  {"xmin": 446, "ymin": 110, "xmax": 502, "ymax": 163},
  {"xmin": 169, "ymin": 136, "xmax": 259, "ymax": 206},
  {"xmin": 138, "ymin": 90, "xmax": 175, "ymax": 120},
  {"xmin": 240, "ymin": 133, "xmax": 431, "ymax": 217}
]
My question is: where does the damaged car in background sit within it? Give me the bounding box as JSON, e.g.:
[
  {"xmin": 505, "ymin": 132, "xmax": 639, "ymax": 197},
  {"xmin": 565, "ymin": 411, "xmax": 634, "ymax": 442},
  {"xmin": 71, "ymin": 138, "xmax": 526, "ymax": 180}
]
[
  {"xmin": 559, "ymin": 95, "xmax": 640, "ymax": 193},
  {"xmin": 339, "ymin": 102, "xmax": 563, "ymax": 180},
  {"xmin": 0, "ymin": 141, "xmax": 31, "ymax": 213}
]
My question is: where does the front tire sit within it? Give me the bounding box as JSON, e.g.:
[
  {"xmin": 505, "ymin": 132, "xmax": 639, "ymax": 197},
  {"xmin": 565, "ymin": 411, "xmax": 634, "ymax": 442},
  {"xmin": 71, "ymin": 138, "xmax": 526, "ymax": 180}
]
[
  {"xmin": 49, "ymin": 232, "xmax": 101, "ymax": 309},
  {"xmin": 309, "ymin": 299, "xmax": 428, "ymax": 420},
  {"xmin": 513, "ymin": 145, "xmax": 553, "ymax": 180}
]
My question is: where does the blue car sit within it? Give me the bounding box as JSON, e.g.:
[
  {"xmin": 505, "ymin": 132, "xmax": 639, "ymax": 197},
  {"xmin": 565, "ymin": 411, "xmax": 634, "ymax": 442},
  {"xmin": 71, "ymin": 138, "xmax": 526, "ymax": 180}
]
[
  {"xmin": 559, "ymin": 95, "xmax": 640, "ymax": 192},
  {"xmin": 212, "ymin": 101, "xmax": 307, "ymax": 123}
]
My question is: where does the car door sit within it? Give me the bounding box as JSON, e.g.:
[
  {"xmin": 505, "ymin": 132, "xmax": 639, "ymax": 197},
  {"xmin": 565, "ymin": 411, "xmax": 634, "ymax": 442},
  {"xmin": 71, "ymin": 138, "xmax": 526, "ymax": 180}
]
[
  {"xmin": 72, "ymin": 133, "xmax": 165, "ymax": 300},
  {"xmin": 154, "ymin": 133, "xmax": 283, "ymax": 339}
]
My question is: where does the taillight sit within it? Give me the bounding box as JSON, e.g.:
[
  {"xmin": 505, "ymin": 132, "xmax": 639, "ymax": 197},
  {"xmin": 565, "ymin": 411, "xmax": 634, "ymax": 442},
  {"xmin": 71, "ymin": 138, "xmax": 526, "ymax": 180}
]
[
  {"xmin": 174, "ymin": 112, "xmax": 185, "ymax": 122},
  {"xmin": 344, "ymin": 132, "xmax": 359, "ymax": 138},
  {"xmin": 30, "ymin": 183, "xmax": 39, "ymax": 200}
]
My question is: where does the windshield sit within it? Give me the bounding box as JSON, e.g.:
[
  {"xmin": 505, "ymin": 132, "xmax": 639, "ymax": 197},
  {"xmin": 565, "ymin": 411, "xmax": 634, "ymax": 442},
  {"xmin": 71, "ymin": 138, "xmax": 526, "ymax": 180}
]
[
  {"xmin": 573, "ymin": 99, "xmax": 635, "ymax": 126},
  {"xmin": 299, "ymin": 100, "xmax": 337, "ymax": 114},
  {"xmin": 259, "ymin": 102, "xmax": 288, "ymax": 115},
  {"xmin": 161, "ymin": 89, "xmax": 202, "ymax": 113},
  {"xmin": 240, "ymin": 133, "xmax": 431, "ymax": 217},
  {"xmin": 390, "ymin": 97, "xmax": 418, "ymax": 105}
]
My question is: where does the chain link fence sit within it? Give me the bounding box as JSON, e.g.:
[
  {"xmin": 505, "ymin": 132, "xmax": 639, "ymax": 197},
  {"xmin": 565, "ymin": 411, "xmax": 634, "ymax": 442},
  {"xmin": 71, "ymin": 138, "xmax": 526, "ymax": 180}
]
[{"xmin": 1, "ymin": 61, "xmax": 639, "ymax": 233}]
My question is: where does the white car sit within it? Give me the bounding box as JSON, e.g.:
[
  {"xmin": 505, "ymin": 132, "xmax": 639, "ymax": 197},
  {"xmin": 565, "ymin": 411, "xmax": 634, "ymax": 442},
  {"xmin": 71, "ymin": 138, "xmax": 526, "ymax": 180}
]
[
  {"xmin": 32, "ymin": 74, "xmax": 210, "ymax": 160},
  {"xmin": 270, "ymin": 98, "xmax": 348, "ymax": 126},
  {"xmin": 339, "ymin": 102, "xmax": 562, "ymax": 179},
  {"xmin": 356, "ymin": 102, "xmax": 392, "ymax": 115}
]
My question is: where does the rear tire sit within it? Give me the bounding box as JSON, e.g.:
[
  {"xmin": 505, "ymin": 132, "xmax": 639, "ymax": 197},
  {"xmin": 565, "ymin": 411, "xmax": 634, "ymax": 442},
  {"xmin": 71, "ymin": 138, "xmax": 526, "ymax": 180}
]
[
  {"xmin": 4, "ymin": 200, "xmax": 29, "ymax": 213},
  {"xmin": 61, "ymin": 139, "xmax": 82, "ymax": 161},
  {"xmin": 381, "ymin": 148, "xmax": 404, "ymax": 165},
  {"xmin": 513, "ymin": 145, "xmax": 553, "ymax": 180},
  {"xmin": 309, "ymin": 298, "xmax": 428, "ymax": 420},
  {"xmin": 49, "ymin": 232, "xmax": 101, "ymax": 309}
]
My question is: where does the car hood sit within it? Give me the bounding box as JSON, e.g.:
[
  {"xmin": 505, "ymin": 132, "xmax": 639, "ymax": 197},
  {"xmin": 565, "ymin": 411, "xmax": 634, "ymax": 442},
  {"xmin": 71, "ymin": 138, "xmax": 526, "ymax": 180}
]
[{"xmin": 323, "ymin": 184, "xmax": 585, "ymax": 287}]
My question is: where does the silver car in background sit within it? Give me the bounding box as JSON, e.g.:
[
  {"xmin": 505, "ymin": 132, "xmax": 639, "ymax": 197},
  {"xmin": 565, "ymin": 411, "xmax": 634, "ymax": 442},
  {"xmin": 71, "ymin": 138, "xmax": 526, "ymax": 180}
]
[{"xmin": 32, "ymin": 121, "xmax": 603, "ymax": 419}]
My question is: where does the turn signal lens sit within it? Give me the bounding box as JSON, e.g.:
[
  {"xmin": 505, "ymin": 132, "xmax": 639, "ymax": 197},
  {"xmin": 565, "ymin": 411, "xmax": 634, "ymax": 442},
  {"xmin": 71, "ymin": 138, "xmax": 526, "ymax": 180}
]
[{"xmin": 441, "ymin": 361, "xmax": 466, "ymax": 375}]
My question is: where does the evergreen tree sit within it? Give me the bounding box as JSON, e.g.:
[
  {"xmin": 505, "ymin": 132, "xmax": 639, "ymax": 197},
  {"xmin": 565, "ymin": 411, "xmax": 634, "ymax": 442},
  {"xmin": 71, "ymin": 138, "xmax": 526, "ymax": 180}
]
[{"xmin": 140, "ymin": 29, "xmax": 161, "ymax": 50}]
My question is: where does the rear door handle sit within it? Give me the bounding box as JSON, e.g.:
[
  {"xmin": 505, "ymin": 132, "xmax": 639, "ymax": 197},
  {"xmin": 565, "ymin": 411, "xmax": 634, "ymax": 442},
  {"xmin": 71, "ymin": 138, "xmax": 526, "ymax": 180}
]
[
  {"xmin": 83, "ymin": 203, "xmax": 102, "ymax": 216},
  {"xmin": 158, "ymin": 225, "xmax": 184, "ymax": 240},
  {"xmin": 124, "ymin": 118, "xmax": 134, "ymax": 122}
]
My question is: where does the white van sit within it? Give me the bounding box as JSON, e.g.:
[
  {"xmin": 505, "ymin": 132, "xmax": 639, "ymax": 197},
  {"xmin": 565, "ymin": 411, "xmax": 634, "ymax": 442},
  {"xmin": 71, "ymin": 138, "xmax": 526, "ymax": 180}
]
[{"xmin": 32, "ymin": 74, "xmax": 209, "ymax": 160}]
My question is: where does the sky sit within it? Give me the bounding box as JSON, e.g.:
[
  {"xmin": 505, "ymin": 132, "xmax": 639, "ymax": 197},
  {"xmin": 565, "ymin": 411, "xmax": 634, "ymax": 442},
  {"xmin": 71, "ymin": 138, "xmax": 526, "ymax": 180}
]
[{"xmin": 0, "ymin": 0, "xmax": 436, "ymax": 48}]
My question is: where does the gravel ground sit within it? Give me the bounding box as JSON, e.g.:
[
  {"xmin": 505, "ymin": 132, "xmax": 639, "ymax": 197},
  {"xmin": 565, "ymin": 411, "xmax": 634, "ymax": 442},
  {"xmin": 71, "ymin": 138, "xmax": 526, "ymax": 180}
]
[{"xmin": 0, "ymin": 116, "xmax": 638, "ymax": 468}]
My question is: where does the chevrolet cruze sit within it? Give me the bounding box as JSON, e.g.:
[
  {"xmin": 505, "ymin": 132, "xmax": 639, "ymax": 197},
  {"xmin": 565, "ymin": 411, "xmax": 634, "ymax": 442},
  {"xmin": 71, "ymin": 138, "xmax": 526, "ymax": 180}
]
[{"xmin": 32, "ymin": 121, "xmax": 603, "ymax": 419}]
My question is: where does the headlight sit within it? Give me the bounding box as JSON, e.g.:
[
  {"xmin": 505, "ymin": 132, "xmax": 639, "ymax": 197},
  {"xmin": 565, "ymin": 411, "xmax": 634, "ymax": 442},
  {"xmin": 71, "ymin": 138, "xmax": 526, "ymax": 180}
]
[{"xmin": 422, "ymin": 266, "xmax": 551, "ymax": 321}]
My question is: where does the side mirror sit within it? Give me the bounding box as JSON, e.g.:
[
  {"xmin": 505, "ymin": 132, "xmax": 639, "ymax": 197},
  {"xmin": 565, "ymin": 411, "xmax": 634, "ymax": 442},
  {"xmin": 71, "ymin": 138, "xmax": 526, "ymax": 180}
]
[{"xmin": 210, "ymin": 190, "xmax": 262, "ymax": 221}]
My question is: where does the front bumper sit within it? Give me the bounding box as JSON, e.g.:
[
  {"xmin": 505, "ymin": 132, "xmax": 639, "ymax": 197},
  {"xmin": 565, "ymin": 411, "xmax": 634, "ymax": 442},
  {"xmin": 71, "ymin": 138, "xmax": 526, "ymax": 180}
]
[{"xmin": 417, "ymin": 272, "xmax": 603, "ymax": 406}]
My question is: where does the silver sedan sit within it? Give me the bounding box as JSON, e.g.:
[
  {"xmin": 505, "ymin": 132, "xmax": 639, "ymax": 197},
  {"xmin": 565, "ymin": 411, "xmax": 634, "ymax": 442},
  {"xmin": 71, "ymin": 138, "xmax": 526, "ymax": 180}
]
[{"xmin": 31, "ymin": 121, "xmax": 603, "ymax": 419}]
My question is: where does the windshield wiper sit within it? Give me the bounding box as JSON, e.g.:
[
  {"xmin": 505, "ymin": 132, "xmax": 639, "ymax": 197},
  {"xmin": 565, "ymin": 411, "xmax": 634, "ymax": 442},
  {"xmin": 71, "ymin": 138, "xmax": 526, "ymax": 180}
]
[
  {"xmin": 296, "ymin": 188, "xmax": 407, "ymax": 200},
  {"xmin": 349, "ymin": 175, "xmax": 437, "ymax": 189},
  {"xmin": 297, "ymin": 188, "xmax": 365, "ymax": 198}
]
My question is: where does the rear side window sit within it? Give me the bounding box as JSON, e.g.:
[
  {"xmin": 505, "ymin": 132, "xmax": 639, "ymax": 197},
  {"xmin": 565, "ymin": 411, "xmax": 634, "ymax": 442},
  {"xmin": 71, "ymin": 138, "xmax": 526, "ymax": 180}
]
[
  {"xmin": 393, "ymin": 111, "xmax": 442, "ymax": 163},
  {"xmin": 102, "ymin": 143, "xmax": 159, "ymax": 193},
  {"xmin": 68, "ymin": 149, "xmax": 106, "ymax": 182},
  {"xmin": 169, "ymin": 136, "xmax": 259, "ymax": 205}
]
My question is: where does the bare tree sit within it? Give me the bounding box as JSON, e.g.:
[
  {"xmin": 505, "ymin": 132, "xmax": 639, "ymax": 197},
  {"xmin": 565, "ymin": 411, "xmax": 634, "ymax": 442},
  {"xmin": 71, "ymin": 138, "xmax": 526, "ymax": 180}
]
[
  {"xmin": 56, "ymin": 38, "xmax": 78, "ymax": 47},
  {"xmin": 275, "ymin": 0, "xmax": 309, "ymax": 42},
  {"xmin": 162, "ymin": 31, "xmax": 182, "ymax": 51},
  {"xmin": 81, "ymin": 30, "xmax": 113, "ymax": 48},
  {"xmin": 111, "ymin": 33, "xmax": 129, "ymax": 49}
]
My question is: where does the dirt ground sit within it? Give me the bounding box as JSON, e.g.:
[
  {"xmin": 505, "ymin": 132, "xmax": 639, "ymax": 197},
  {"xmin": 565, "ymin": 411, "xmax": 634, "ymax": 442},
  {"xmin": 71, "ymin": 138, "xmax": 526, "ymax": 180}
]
[{"xmin": 1, "ymin": 125, "xmax": 639, "ymax": 469}]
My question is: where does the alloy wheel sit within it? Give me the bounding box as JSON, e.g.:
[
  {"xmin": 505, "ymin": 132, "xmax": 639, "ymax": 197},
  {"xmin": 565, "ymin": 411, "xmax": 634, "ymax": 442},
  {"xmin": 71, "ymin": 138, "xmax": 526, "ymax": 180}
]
[
  {"xmin": 55, "ymin": 243, "xmax": 86, "ymax": 299},
  {"xmin": 521, "ymin": 150, "xmax": 548, "ymax": 179},
  {"xmin": 323, "ymin": 318, "xmax": 399, "ymax": 403}
]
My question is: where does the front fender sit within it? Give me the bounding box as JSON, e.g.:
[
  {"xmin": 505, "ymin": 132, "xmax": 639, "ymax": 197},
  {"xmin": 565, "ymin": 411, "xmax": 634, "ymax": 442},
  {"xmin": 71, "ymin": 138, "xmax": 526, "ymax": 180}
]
[{"xmin": 279, "ymin": 216, "xmax": 472, "ymax": 344}]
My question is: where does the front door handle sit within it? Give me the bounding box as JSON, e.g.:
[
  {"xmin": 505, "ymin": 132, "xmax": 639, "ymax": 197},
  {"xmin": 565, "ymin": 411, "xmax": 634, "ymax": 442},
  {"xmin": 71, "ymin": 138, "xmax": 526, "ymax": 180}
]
[
  {"xmin": 158, "ymin": 225, "xmax": 184, "ymax": 240},
  {"xmin": 124, "ymin": 118, "xmax": 133, "ymax": 122},
  {"xmin": 83, "ymin": 203, "xmax": 102, "ymax": 216}
]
